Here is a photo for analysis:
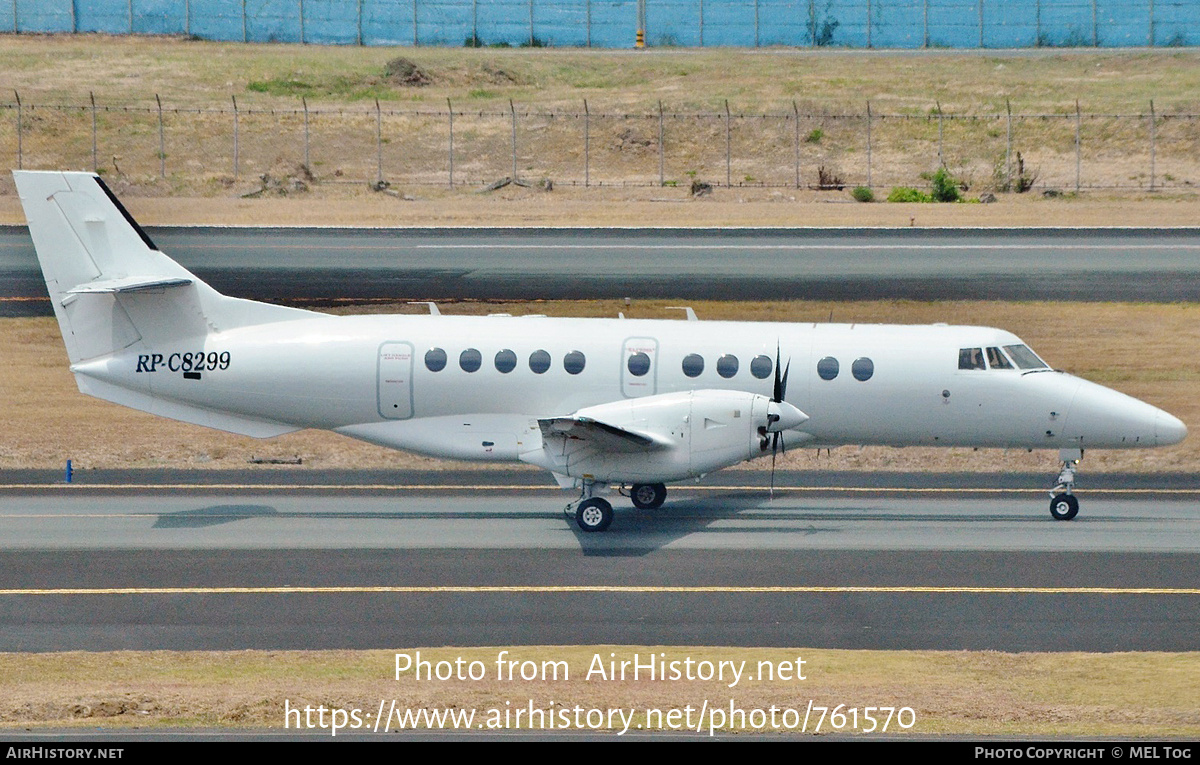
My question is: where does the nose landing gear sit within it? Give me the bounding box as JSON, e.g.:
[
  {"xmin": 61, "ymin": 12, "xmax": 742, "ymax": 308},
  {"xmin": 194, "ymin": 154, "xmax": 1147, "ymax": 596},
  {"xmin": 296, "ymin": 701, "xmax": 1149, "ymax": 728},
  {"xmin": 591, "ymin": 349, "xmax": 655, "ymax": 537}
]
[{"xmin": 1049, "ymin": 448, "xmax": 1083, "ymax": 521}]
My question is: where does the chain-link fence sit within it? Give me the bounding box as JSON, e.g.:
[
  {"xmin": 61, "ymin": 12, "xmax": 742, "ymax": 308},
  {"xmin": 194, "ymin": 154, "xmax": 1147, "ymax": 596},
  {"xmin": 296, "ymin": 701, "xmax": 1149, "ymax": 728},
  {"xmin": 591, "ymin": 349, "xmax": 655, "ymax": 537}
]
[
  {"xmin": 2, "ymin": 0, "xmax": 1196, "ymax": 48},
  {"xmin": 2, "ymin": 96, "xmax": 1196, "ymax": 194}
]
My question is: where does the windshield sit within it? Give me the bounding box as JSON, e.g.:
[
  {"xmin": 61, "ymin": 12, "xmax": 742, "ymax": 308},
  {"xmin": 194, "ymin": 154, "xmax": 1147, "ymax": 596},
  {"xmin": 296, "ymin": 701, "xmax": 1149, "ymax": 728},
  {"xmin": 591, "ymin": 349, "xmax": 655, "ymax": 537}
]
[{"xmin": 1003, "ymin": 344, "xmax": 1050, "ymax": 370}]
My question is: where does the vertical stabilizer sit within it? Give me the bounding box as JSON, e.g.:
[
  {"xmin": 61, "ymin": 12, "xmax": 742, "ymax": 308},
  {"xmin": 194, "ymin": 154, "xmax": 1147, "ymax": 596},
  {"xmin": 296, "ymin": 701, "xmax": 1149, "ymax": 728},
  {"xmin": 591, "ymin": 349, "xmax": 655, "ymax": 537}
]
[{"xmin": 15, "ymin": 171, "xmax": 315, "ymax": 363}]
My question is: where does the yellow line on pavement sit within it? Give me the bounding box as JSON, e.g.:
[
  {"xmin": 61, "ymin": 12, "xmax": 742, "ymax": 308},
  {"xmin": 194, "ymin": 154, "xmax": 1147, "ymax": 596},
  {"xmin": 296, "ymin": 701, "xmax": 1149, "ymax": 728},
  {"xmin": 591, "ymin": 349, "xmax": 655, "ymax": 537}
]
[{"xmin": 2, "ymin": 585, "xmax": 1197, "ymax": 596}]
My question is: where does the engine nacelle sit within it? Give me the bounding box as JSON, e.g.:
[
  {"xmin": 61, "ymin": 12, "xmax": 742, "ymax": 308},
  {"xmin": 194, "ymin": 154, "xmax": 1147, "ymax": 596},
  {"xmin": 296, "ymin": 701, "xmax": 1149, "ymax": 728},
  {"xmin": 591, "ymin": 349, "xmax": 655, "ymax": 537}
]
[{"xmin": 524, "ymin": 389, "xmax": 808, "ymax": 483}]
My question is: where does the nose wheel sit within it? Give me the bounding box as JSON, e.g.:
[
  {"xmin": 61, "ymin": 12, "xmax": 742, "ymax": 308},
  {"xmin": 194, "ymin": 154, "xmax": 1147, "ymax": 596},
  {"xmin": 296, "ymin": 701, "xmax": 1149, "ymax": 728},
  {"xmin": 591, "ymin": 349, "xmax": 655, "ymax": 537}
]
[
  {"xmin": 1049, "ymin": 449, "xmax": 1082, "ymax": 521},
  {"xmin": 1049, "ymin": 493, "xmax": 1079, "ymax": 521}
]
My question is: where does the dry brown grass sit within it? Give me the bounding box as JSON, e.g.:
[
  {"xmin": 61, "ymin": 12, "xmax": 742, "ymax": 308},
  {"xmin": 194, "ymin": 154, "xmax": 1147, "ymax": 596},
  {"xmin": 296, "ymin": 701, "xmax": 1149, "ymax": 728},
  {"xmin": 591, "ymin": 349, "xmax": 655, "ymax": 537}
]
[
  {"xmin": 3, "ymin": 299, "xmax": 1196, "ymax": 473},
  {"xmin": 1, "ymin": 647, "xmax": 1196, "ymax": 735},
  {"xmin": 3, "ymin": 36, "xmax": 1200, "ymax": 200}
]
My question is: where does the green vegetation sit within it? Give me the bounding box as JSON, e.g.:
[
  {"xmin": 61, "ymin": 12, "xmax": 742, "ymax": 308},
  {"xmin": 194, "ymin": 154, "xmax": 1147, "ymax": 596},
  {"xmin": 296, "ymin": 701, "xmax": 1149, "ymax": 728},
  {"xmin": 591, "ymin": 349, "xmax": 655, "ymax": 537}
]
[
  {"xmin": 930, "ymin": 166, "xmax": 961, "ymax": 202},
  {"xmin": 851, "ymin": 185, "xmax": 874, "ymax": 202},
  {"xmin": 887, "ymin": 186, "xmax": 932, "ymax": 203}
]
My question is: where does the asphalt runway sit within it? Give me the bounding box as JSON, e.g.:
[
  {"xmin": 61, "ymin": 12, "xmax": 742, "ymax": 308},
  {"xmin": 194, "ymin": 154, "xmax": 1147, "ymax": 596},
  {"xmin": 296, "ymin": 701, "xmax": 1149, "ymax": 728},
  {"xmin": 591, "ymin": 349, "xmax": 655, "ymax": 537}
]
[
  {"xmin": 1, "ymin": 471, "xmax": 1197, "ymax": 652},
  {"xmin": 4, "ymin": 226, "xmax": 1200, "ymax": 314}
]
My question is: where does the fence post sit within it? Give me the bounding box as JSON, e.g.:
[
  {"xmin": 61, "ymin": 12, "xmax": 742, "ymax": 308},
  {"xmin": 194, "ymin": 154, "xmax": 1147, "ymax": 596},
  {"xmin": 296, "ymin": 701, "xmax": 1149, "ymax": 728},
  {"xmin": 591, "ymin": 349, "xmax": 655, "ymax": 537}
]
[
  {"xmin": 977, "ymin": 0, "xmax": 983, "ymax": 48},
  {"xmin": 793, "ymin": 100, "xmax": 800, "ymax": 189},
  {"xmin": 698, "ymin": 0, "xmax": 703, "ymax": 46},
  {"xmin": 754, "ymin": 0, "xmax": 759, "ymax": 47},
  {"xmin": 1035, "ymin": 0, "xmax": 1040, "ymax": 45},
  {"xmin": 586, "ymin": 0, "xmax": 591, "ymax": 47},
  {"xmin": 447, "ymin": 98, "xmax": 454, "ymax": 187},
  {"xmin": 242, "ymin": 0, "xmax": 247, "ymax": 42},
  {"xmin": 658, "ymin": 101, "xmax": 664, "ymax": 186},
  {"xmin": 302, "ymin": 97, "xmax": 310, "ymax": 170},
  {"xmin": 866, "ymin": 0, "xmax": 872, "ymax": 49},
  {"xmin": 510, "ymin": 100, "xmax": 518, "ymax": 181},
  {"xmin": 1080, "ymin": 98, "xmax": 1089, "ymax": 193},
  {"xmin": 376, "ymin": 98, "xmax": 383, "ymax": 184},
  {"xmin": 185, "ymin": 0, "xmax": 190, "ymax": 37},
  {"xmin": 12, "ymin": 0, "xmax": 17, "ymax": 33},
  {"xmin": 412, "ymin": 0, "xmax": 418, "ymax": 45},
  {"xmin": 529, "ymin": 0, "xmax": 534, "ymax": 46},
  {"xmin": 128, "ymin": 0, "xmax": 133, "ymax": 33},
  {"xmin": 299, "ymin": 0, "xmax": 305, "ymax": 44},
  {"xmin": 232, "ymin": 95, "xmax": 239, "ymax": 179},
  {"xmin": 1149, "ymin": 100, "xmax": 1156, "ymax": 191},
  {"xmin": 866, "ymin": 101, "xmax": 872, "ymax": 188},
  {"xmin": 1091, "ymin": 0, "xmax": 1097, "ymax": 46},
  {"xmin": 14, "ymin": 90, "xmax": 21, "ymax": 170},
  {"xmin": 1005, "ymin": 99, "xmax": 1012, "ymax": 189},
  {"xmin": 357, "ymin": 0, "xmax": 363, "ymax": 45},
  {"xmin": 923, "ymin": 0, "xmax": 929, "ymax": 47},
  {"xmin": 936, "ymin": 100, "xmax": 944, "ymax": 167},
  {"xmin": 156, "ymin": 93, "xmax": 165, "ymax": 178},
  {"xmin": 724, "ymin": 100, "xmax": 731, "ymax": 187},
  {"xmin": 69, "ymin": 0, "xmax": 76, "ymax": 32},
  {"xmin": 583, "ymin": 99, "xmax": 590, "ymax": 187},
  {"xmin": 1148, "ymin": 0, "xmax": 1155, "ymax": 46},
  {"xmin": 90, "ymin": 91, "xmax": 98, "ymax": 172}
]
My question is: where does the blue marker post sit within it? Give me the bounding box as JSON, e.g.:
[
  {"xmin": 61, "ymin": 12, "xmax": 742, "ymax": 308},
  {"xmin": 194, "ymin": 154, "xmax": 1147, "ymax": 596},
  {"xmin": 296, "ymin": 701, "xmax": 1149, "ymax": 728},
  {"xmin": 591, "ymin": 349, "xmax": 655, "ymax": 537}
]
[{"xmin": 64, "ymin": 459, "xmax": 73, "ymax": 484}]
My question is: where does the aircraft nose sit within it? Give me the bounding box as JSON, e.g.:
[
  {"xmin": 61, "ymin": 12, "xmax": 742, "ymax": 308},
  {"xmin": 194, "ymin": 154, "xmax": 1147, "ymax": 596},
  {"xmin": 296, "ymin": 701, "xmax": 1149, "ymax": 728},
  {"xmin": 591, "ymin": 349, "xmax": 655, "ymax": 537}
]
[{"xmin": 1156, "ymin": 410, "xmax": 1188, "ymax": 446}]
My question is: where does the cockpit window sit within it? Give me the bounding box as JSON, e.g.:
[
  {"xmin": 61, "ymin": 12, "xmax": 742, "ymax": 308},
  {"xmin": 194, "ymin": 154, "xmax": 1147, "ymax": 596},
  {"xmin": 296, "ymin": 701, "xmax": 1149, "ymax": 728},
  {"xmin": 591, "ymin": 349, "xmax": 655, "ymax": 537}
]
[
  {"xmin": 958, "ymin": 348, "xmax": 985, "ymax": 370},
  {"xmin": 985, "ymin": 347, "xmax": 1013, "ymax": 369},
  {"xmin": 1003, "ymin": 344, "xmax": 1050, "ymax": 370}
]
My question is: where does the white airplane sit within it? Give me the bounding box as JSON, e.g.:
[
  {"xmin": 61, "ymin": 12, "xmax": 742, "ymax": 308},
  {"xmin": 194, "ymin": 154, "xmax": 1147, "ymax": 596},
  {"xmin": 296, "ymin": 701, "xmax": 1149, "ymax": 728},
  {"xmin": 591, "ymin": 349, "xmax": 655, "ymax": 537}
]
[{"xmin": 14, "ymin": 170, "xmax": 1188, "ymax": 532}]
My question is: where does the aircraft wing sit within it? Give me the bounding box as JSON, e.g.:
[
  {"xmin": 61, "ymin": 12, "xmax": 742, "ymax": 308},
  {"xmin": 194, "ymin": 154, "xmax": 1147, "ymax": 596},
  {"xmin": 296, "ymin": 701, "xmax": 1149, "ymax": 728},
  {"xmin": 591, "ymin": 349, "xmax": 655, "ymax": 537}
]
[{"xmin": 537, "ymin": 415, "xmax": 674, "ymax": 453}]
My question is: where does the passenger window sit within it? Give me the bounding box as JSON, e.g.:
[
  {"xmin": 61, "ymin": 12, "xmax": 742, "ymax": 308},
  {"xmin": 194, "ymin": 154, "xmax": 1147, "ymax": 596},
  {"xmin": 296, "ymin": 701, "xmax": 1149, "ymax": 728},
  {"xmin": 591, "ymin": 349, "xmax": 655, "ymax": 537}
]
[
  {"xmin": 717, "ymin": 354, "xmax": 739, "ymax": 378},
  {"xmin": 494, "ymin": 349, "xmax": 516, "ymax": 373},
  {"xmin": 852, "ymin": 357, "xmax": 874, "ymax": 381},
  {"xmin": 529, "ymin": 350, "xmax": 551, "ymax": 374},
  {"xmin": 627, "ymin": 352, "xmax": 651, "ymax": 377},
  {"xmin": 986, "ymin": 347, "xmax": 1013, "ymax": 370},
  {"xmin": 425, "ymin": 347, "xmax": 447, "ymax": 372},
  {"xmin": 681, "ymin": 353, "xmax": 704, "ymax": 378},
  {"xmin": 564, "ymin": 350, "xmax": 586, "ymax": 375},
  {"xmin": 959, "ymin": 348, "xmax": 985, "ymax": 370},
  {"xmin": 459, "ymin": 348, "xmax": 482, "ymax": 373},
  {"xmin": 750, "ymin": 354, "xmax": 773, "ymax": 379},
  {"xmin": 817, "ymin": 356, "xmax": 839, "ymax": 380}
]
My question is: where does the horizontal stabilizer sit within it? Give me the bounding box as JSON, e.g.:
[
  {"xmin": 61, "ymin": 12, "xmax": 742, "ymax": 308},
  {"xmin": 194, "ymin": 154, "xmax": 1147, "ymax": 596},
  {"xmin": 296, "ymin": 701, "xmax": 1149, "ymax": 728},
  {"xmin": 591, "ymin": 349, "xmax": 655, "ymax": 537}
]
[{"xmin": 66, "ymin": 275, "xmax": 193, "ymax": 295}]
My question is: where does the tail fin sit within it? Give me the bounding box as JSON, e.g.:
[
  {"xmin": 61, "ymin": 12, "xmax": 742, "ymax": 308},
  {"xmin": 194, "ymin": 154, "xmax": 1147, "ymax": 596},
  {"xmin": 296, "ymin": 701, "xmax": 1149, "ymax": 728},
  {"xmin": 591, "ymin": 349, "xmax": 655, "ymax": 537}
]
[{"xmin": 14, "ymin": 170, "xmax": 313, "ymax": 364}]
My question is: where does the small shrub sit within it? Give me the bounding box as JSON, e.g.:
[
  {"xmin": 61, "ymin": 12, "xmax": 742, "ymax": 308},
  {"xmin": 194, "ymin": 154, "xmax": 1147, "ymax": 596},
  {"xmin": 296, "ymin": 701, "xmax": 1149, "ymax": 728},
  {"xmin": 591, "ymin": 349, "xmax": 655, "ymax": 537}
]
[
  {"xmin": 463, "ymin": 34, "xmax": 484, "ymax": 48},
  {"xmin": 814, "ymin": 165, "xmax": 844, "ymax": 190},
  {"xmin": 887, "ymin": 187, "xmax": 931, "ymax": 203},
  {"xmin": 805, "ymin": 128, "xmax": 823, "ymax": 144},
  {"xmin": 520, "ymin": 36, "xmax": 547, "ymax": 48},
  {"xmin": 930, "ymin": 167, "xmax": 960, "ymax": 202},
  {"xmin": 851, "ymin": 186, "xmax": 874, "ymax": 203}
]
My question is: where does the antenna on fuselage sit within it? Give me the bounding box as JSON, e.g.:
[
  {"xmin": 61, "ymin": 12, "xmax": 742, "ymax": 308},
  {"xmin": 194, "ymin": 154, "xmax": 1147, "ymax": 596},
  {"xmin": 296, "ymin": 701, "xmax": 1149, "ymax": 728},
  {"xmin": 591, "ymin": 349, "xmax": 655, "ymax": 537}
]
[
  {"xmin": 408, "ymin": 302, "xmax": 441, "ymax": 316},
  {"xmin": 666, "ymin": 306, "xmax": 698, "ymax": 321}
]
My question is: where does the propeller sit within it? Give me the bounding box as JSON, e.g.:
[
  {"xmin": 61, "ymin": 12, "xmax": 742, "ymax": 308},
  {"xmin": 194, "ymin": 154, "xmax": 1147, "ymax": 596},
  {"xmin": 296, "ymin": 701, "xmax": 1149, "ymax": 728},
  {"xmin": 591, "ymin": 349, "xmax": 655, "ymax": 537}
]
[{"xmin": 769, "ymin": 343, "xmax": 790, "ymax": 498}]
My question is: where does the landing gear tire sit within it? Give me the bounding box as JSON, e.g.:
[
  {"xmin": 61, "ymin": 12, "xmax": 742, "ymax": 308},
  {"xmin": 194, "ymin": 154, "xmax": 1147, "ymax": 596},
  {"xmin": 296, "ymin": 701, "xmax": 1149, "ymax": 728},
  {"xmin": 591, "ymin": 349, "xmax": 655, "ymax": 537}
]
[
  {"xmin": 576, "ymin": 497, "xmax": 614, "ymax": 532},
  {"xmin": 1049, "ymin": 494, "xmax": 1079, "ymax": 521},
  {"xmin": 630, "ymin": 483, "xmax": 667, "ymax": 510}
]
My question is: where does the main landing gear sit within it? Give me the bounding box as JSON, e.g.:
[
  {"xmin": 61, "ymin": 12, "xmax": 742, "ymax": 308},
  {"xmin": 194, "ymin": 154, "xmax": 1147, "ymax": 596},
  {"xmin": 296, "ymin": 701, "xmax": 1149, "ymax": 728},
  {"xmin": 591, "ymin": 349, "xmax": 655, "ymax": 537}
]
[
  {"xmin": 567, "ymin": 481, "xmax": 669, "ymax": 532},
  {"xmin": 1048, "ymin": 448, "xmax": 1083, "ymax": 521},
  {"xmin": 629, "ymin": 482, "xmax": 667, "ymax": 510}
]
